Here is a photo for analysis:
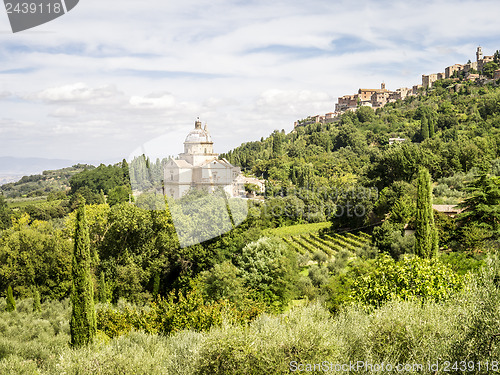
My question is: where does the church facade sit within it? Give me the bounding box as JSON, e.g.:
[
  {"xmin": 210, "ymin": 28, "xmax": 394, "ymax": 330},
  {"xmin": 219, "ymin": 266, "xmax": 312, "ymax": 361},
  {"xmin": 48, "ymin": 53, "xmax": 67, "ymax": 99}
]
[{"xmin": 164, "ymin": 119, "xmax": 243, "ymax": 199}]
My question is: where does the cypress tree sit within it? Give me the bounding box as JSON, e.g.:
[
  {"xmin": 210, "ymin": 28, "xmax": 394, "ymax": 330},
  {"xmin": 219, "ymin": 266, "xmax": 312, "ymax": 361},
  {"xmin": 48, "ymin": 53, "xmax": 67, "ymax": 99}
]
[
  {"xmin": 421, "ymin": 116, "xmax": 429, "ymax": 140},
  {"xmin": 152, "ymin": 272, "xmax": 160, "ymax": 297},
  {"xmin": 415, "ymin": 168, "xmax": 439, "ymax": 258},
  {"xmin": 428, "ymin": 115, "xmax": 435, "ymax": 138},
  {"xmin": 6, "ymin": 285, "xmax": 15, "ymax": 312},
  {"xmin": 70, "ymin": 198, "xmax": 96, "ymax": 347},
  {"xmin": 32, "ymin": 288, "xmax": 41, "ymax": 313},
  {"xmin": 99, "ymin": 189, "xmax": 106, "ymax": 204},
  {"xmin": 98, "ymin": 272, "xmax": 107, "ymax": 303}
]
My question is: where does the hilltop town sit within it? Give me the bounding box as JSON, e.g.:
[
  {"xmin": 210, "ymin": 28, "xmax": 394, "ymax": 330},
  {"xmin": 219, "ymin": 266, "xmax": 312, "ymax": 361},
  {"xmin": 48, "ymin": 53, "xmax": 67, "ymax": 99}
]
[{"xmin": 294, "ymin": 46, "xmax": 500, "ymax": 129}]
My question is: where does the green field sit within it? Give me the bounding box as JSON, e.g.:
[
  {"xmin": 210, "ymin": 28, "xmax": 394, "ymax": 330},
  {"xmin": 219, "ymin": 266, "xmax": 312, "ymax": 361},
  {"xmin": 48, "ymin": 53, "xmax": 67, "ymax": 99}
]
[
  {"xmin": 6, "ymin": 197, "xmax": 49, "ymax": 209},
  {"xmin": 265, "ymin": 222, "xmax": 371, "ymax": 257},
  {"xmin": 264, "ymin": 222, "xmax": 331, "ymax": 237},
  {"xmin": 283, "ymin": 232, "xmax": 371, "ymax": 257}
]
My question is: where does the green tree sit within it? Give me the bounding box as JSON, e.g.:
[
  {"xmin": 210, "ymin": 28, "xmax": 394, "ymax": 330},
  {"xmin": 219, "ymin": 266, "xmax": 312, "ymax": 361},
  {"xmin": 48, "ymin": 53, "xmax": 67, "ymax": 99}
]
[
  {"xmin": 98, "ymin": 272, "xmax": 108, "ymax": 303},
  {"xmin": 272, "ymin": 131, "xmax": 283, "ymax": 157},
  {"xmin": 198, "ymin": 261, "xmax": 246, "ymax": 302},
  {"xmin": 351, "ymin": 255, "xmax": 463, "ymax": 307},
  {"xmin": 98, "ymin": 190, "xmax": 106, "ymax": 204},
  {"xmin": 0, "ymin": 193, "xmax": 11, "ymax": 230},
  {"xmin": 6, "ymin": 285, "xmax": 15, "ymax": 312},
  {"xmin": 483, "ymin": 61, "xmax": 499, "ymax": 79},
  {"xmin": 414, "ymin": 168, "xmax": 438, "ymax": 258},
  {"xmin": 237, "ymin": 237, "xmax": 298, "ymax": 309},
  {"xmin": 70, "ymin": 198, "xmax": 96, "ymax": 347},
  {"xmin": 121, "ymin": 159, "xmax": 131, "ymax": 186},
  {"xmin": 107, "ymin": 185, "xmax": 131, "ymax": 206},
  {"xmin": 494, "ymin": 50, "xmax": 500, "ymax": 64},
  {"xmin": 152, "ymin": 272, "xmax": 160, "ymax": 297},
  {"xmin": 457, "ymin": 173, "xmax": 500, "ymax": 242},
  {"xmin": 420, "ymin": 116, "xmax": 429, "ymax": 140},
  {"xmin": 0, "ymin": 214, "xmax": 72, "ymax": 300},
  {"xmin": 32, "ymin": 288, "xmax": 41, "ymax": 312},
  {"xmin": 356, "ymin": 106, "xmax": 375, "ymax": 123}
]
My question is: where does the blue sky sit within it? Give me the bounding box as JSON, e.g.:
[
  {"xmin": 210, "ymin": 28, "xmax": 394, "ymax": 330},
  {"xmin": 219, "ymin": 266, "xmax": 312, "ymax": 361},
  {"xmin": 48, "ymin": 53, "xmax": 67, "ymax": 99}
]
[{"xmin": 0, "ymin": 0, "xmax": 500, "ymax": 164}]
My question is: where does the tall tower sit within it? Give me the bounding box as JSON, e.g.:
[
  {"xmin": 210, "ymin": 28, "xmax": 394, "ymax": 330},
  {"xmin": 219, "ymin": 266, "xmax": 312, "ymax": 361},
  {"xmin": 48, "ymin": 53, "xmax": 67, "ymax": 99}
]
[
  {"xmin": 381, "ymin": 82, "xmax": 386, "ymax": 90},
  {"xmin": 477, "ymin": 46, "xmax": 483, "ymax": 62}
]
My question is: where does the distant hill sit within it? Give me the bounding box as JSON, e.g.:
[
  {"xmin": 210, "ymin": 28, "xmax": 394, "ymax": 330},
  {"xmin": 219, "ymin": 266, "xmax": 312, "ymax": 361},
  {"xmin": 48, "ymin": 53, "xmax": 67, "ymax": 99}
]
[
  {"xmin": 0, "ymin": 164, "xmax": 94, "ymax": 198},
  {"xmin": 0, "ymin": 175, "xmax": 23, "ymax": 185}
]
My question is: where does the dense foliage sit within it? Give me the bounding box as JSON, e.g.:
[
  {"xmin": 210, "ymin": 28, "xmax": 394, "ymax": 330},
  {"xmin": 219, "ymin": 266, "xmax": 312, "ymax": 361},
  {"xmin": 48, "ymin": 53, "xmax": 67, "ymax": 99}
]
[
  {"xmin": 0, "ymin": 256, "xmax": 499, "ymax": 374},
  {"xmin": 2, "ymin": 76, "xmax": 500, "ymax": 373}
]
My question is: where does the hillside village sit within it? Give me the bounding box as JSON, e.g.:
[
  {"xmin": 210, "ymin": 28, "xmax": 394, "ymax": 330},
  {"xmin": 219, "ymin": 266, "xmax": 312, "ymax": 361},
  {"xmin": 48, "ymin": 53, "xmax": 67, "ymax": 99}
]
[{"xmin": 294, "ymin": 46, "xmax": 500, "ymax": 129}]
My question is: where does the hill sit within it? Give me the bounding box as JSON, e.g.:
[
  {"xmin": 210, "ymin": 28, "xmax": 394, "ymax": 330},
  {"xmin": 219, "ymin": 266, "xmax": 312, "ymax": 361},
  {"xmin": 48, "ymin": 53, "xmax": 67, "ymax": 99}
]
[
  {"xmin": 223, "ymin": 79, "xmax": 500, "ymax": 189},
  {"xmin": 0, "ymin": 164, "xmax": 92, "ymax": 198}
]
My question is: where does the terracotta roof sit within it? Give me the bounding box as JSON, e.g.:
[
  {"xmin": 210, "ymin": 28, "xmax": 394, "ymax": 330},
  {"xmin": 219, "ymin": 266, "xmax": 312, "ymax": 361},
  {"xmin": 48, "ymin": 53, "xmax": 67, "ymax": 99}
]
[{"xmin": 171, "ymin": 159, "xmax": 192, "ymax": 168}]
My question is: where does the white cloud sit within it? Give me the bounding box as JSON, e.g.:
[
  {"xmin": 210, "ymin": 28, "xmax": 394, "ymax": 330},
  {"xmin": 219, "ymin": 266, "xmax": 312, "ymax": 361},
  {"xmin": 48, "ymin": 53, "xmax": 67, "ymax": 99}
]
[
  {"xmin": 1, "ymin": 0, "xmax": 500, "ymax": 161},
  {"xmin": 49, "ymin": 106, "xmax": 82, "ymax": 117},
  {"xmin": 256, "ymin": 89, "xmax": 333, "ymax": 116},
  {"xmin": 129, "ymin": 93, "xmax": 176, "ymax": 109},
  {"xmin": 36, "ymin": 83, "xmax": 122, "ymax": 103}
]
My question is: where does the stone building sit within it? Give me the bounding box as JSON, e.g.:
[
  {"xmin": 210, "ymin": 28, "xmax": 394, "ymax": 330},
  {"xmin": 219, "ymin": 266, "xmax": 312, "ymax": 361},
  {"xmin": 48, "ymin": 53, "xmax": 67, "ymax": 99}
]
[
  {"xmin": 422, "ymin": 74, "xmax": 437, "ymax": 88},
  {"xmin": 465, "ymin": 73, "xmax": 480, "ymax": 81},
  {"xmin": 164, "ymin": 119, "xmax": 243, "ymax": 199},
  {"xmin": 422, "ymin": 73, "xmax": 443, "ymax": 88},
  {"xmin": 463, "ymin": 61, "xmax": 478, "ymax": 73},
  {"xmin": 445, "ymin": 64, "xmax": 464, "ymax": 79},
  {"xmin": 388, "ymin": 87, "xmax": 413, "ymax": 102},
  {"xmin": 336, "ymin": 94, "xmax": 358, "ymax": 112},
  {"xmin": 371, "ymin": 91, "xmax": 390, "ymax": 108},
  {"xmin": 358, "ymin": 83, "xmax": 389, "ymax": 101}
]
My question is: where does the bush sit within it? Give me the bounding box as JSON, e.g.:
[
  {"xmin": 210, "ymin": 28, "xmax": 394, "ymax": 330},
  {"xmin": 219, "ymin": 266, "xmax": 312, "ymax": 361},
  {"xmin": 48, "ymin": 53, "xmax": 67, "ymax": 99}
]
[
  {"xmin": 237, "ymin": 237, "xmax": 299, "ymax": 309},
  {"xmin": 6, "ymin": 286, "xmax": 15, "ymax": 312},
  {"xmin": 193, "ymin": 304, "xmax": 339, "ymax": 375},
  {"xmin": 350, "ymin": 254, "xmax": 465, "ymax": 307},
  {"xmin": 96, "ymin": 289, "xmax": 266, "ymax": 339}
]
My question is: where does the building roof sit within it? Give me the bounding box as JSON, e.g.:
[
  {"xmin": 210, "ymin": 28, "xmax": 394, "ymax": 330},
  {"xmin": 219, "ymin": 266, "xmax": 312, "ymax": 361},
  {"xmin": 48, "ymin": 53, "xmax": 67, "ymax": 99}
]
[
  {"xmin": 169, "ymin": 159, "xmax": 193, "ymax": 168},
  {"xmin": 359, "ymin": 88, "xmax": 388, "ymax": 93},
  {"xmin": 184, "ymin": 120, "xmax": 213, "ymax": 144},
  {"xmin": 198, "ymin": 158, "xmax": 233, "ymax": 168},
  {"xmin": 185, "ymin": 128, "xmax": 213, "ymax": 144}
]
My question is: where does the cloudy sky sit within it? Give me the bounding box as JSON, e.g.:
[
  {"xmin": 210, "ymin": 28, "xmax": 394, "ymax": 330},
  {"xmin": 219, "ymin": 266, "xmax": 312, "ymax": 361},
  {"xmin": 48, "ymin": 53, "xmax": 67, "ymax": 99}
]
[{"xmin": 0, "ymin": 0, "xmax": 500, "ymax": 165}]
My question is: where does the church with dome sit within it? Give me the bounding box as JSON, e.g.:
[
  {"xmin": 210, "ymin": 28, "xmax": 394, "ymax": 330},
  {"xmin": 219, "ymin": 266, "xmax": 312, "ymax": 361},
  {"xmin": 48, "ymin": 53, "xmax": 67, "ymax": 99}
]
[{"xmin": 163, "ymin": 119, "xmax": 245, "ymax": 199}]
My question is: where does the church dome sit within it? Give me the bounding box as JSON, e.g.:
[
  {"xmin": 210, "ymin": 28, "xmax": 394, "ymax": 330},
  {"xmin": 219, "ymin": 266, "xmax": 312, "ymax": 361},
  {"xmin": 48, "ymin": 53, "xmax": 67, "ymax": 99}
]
[
  {"xmin": 185, "ymin": 128, "xmax": 212, "ymax": 143},
  {"xmin": 184, "ymin": 119, "xmax": 213, "ymax": 144}
]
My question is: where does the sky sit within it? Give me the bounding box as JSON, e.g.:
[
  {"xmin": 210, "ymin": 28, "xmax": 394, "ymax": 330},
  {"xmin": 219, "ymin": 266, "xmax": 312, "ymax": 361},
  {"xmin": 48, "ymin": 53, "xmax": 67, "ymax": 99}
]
[{"xmin": 0, "ymin": 0, "xmax": 500, "ymax": 166}]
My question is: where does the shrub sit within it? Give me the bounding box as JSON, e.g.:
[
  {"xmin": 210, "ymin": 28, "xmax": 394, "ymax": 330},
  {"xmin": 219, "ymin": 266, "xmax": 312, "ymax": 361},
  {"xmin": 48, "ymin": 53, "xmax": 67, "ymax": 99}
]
[
  {"xmin": 6, "ymin": 286, "xmax": 15, "ymax": 312},
  {"xmin": 351, "ymin": 254, "xmax": 465, "ymax": 307},
  {"xmin": 193, "ymin": 304, "xmax": 339, "ymax": 375}
]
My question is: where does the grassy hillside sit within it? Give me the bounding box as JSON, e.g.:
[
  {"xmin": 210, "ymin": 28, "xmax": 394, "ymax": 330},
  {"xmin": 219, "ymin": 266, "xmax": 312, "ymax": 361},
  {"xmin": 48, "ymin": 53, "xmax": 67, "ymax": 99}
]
[{"xmin": 0, "ymin": 164, "xmax": 91, "ymax": 199}]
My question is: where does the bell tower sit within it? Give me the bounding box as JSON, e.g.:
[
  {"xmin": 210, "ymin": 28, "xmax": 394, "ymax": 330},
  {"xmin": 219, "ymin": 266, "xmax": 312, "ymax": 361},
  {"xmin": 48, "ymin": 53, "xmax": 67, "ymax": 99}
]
[{"xmin": 477, "ymin": 46, "xmax": 483, "ymax": 62}]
